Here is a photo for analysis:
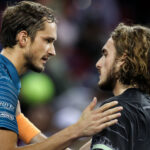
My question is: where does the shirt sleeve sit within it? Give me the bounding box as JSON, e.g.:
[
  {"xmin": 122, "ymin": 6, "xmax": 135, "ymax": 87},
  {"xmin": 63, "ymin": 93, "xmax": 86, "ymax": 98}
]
[{"xmin": 0, "ymin": 76, "xmax": 18, "ymax": 134}]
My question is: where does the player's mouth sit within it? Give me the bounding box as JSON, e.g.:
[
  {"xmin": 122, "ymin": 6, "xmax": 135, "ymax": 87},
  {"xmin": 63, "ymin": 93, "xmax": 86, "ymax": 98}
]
[
  {"xmin": 97, "ymin": 69, "xmax": 101, "ymax": 80},
  {"xmin": 41, "ymin": 56, "xmax": 49, "ymax": 64},
  {"xmin": 97, "ymin": 69, "xmax": 101, "ymax": 75}
]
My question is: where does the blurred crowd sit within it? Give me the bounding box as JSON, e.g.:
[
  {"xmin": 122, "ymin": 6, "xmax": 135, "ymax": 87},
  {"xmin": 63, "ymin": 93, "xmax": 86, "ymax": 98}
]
[{"xmin": 0, "ymin": 0, "xmax": 149, "ymax": 149}]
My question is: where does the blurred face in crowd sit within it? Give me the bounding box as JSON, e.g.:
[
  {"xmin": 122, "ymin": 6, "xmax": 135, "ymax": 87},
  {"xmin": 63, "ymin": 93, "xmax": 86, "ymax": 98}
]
[
  {"xmin": 96, "ymin": 37, "xmax": 117, "ymax": 91},
  {"xmin": 24, "ymin": 21, "xmax": 57, "ymax": 72}
]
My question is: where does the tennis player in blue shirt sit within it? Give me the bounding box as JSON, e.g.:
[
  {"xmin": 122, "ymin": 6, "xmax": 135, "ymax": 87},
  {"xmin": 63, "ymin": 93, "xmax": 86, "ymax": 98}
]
[{"xmin": 0, "ymin": 1, "xmax": 122, "ymax": 150}]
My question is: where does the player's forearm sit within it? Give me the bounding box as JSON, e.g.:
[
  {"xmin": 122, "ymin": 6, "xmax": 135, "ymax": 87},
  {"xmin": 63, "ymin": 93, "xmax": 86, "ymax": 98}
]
[
  {"xmin": 30, "ymin": 132, "xmax": 73, "ymax": 150},
  {"xmin": 17, "ymin": 123, "xmax": 80, "ymax": 150},
  {"xmin": 29, "ymin": 133, "xmax": 47, "ymax": 144}
]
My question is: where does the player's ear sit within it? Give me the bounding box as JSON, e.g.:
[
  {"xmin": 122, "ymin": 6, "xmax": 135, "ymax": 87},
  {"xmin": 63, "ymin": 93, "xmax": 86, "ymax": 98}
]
[
  {"xmin": 116, "ymin": 52, "xmax": 127, "ymax": 68},
  {"xmin": 16, "ymin": 30, "xmax": 29, "ymax": 47}
]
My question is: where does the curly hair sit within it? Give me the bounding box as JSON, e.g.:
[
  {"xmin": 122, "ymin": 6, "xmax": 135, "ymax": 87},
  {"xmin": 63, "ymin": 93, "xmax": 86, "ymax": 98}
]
[
  {"xmin": 111, "ymin": 23, "xmax": 150, "ymax": 94},
  {"xmin": 0, "ymin": 1, "xmax": 56, "ymax": 48}
]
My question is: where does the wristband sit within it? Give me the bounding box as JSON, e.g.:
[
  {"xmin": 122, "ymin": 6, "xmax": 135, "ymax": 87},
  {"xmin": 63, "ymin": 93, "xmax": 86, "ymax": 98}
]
[{"xmin": 16, "ymin": 113, "xmax": 41, "ymax": 144}]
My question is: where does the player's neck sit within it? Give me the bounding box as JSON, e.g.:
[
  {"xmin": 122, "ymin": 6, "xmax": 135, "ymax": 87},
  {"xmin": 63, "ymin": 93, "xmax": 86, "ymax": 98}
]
[
  {"xmin": 1, "ymin": 47, "xmax": 27, "ymax": 76},
  {"xmin": 113, "ymin": 80, "xmax": 137, "ymax": 96}
]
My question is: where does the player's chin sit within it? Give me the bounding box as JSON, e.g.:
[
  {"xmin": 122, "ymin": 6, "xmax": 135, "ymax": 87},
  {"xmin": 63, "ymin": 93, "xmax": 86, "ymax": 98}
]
[
  {"xmin": 39, "ymin": 65, "xmax": 45, "ymax": 72},
  {"xmin": 39, "ymin": 63, "xmax": 46, "ymax": 71},
  {"xmin": 98, "ymin": 80, "xmax": 106, "ymax": 90},
  {"xmin": 98, "ymin": 78, "xmax": 103, "ymax": 85},
  {"xmin": 98, "ymin": 80, "xmax": 102, "ymax": 88},
  {"xmin": 33, "ymin": 65, "xmax": 45, "ymax": 73}
]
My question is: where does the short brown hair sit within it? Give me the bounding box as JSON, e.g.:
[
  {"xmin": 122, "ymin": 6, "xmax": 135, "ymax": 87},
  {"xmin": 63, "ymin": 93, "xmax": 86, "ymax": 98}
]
[
  {"xmin": 111, "ymin": 23, "xmax": 150, "ymax": 94},
  {"xmin": 0, "ymin": 1, "xmax": 56, "ymax": 48}
]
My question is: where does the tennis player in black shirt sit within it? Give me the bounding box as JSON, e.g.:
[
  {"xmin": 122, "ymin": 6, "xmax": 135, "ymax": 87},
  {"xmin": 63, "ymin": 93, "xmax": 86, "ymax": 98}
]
[{"xmin": 90, "ymin": 23, "xmax": 150, "ymax": 150}]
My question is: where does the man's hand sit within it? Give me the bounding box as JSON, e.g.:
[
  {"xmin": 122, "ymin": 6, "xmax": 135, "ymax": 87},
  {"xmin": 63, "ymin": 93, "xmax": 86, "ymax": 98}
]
[{"xmin": 75, "ymin": 97, "xmax": 123, "ymax": 137}]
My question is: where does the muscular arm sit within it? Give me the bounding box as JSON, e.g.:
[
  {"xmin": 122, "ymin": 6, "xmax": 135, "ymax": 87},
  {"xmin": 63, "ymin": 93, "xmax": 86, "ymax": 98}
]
[
  {"xmin": 0, "ymin": 125, "xmax": 86, "ymax": 150},
  {"xmin": 8, "ymin": 98, "xmax": 122, "ymax": 150},
  {"xmin": 30, "ymin": 135, "xmax": 91, "ymax": 150}
]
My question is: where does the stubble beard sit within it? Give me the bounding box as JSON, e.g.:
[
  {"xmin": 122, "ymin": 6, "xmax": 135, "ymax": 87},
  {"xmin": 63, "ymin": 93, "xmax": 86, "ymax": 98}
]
[
  {"xmin": 24, "ymin": 54, "xmax": 45, "ymax": 73},
  {"xmin": 98, "ymin": 64, "xmax": 117, "ymax": 92},
  {"xmin": 28, "ymin": 63, "xmax": 44, "ymax": 73}
]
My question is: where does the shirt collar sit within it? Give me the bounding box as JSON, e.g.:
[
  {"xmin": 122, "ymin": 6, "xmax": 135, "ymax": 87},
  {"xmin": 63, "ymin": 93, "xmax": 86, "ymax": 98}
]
[{"xmin": 0, "ymin": 54, "xmax": 21, "ymax": 93}]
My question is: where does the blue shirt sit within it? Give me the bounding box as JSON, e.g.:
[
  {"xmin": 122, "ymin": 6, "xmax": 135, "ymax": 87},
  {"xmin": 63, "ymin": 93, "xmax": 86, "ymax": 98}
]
[{"xmin": 0, "ymin": 54, "xmax": 21, "ymax": 134}]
